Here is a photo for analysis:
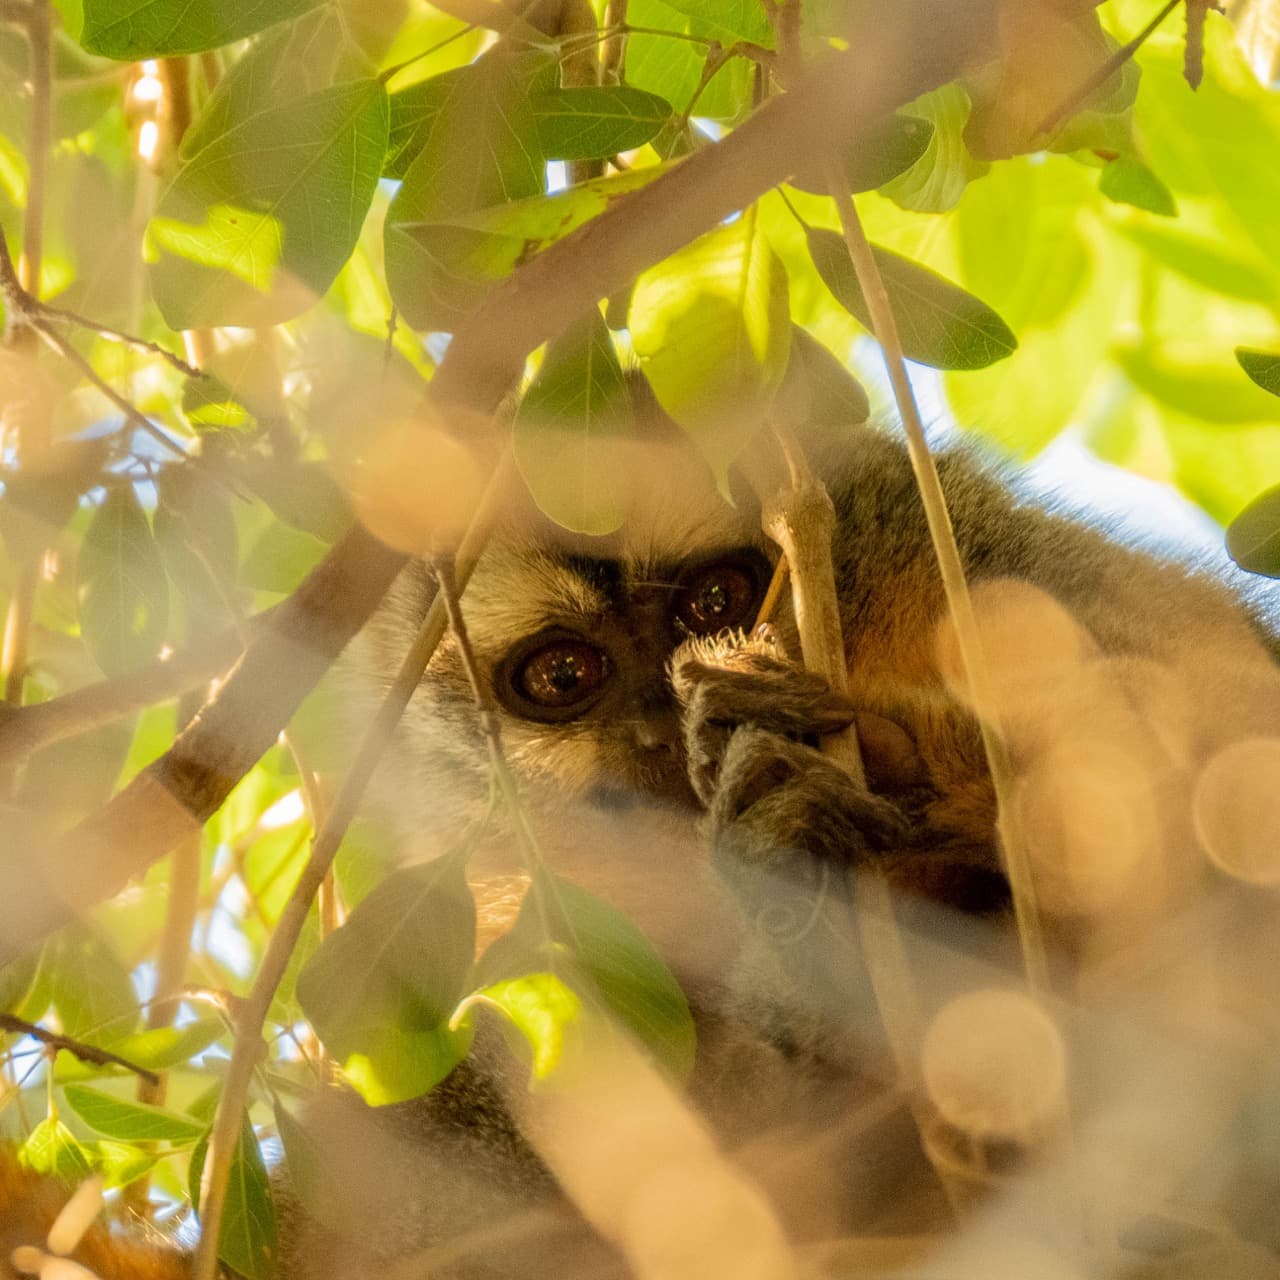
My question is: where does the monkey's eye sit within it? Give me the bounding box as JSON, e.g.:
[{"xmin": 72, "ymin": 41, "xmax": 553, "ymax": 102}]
[
  {"xmin": 501, "ymin": 633, "xmax": 611, "ymax": 720},
  {"xmin": 674, "ymin": 561, "xmax": 761, "ymax": 636}
]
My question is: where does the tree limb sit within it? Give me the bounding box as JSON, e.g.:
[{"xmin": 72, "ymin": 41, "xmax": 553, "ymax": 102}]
[{"xmin": 0, "ymin": 0, "xmax": 1002, "ymax": 968}]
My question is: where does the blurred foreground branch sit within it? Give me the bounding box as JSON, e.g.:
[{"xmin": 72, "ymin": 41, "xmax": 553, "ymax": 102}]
[{"xmin": 0, "ymin": 0, "xmax": 1002, "ymax": 967}]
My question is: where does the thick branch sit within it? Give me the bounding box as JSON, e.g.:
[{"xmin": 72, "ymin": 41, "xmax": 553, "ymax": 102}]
[
  {"xmin": 0, "ymin": 612, "xmax": 274, "ymax": 766},
  {"xmin": 0, "ymin": 0, "xmax": 1002, "ymax": 968}
]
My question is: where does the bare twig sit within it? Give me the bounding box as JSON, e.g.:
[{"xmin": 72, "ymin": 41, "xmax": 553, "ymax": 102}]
[
  {"xmin": 34, "ymin": 322, "xmax": 190, "ymax": 458},
  {"xmin": 191, "ymin": 459, "xmax": 513, "ymax": 1280},
  {"xmin": 0, "ymin": 1014, "xmax": 160, "ymax": 1086}
]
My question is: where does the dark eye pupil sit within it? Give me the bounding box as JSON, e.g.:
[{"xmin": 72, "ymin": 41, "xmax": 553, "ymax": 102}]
[
  {"xmin": 699, "ymin": 583, "xmax": 729, "ymax": 617},
  {"xmin": 548, "ymin": 655, "xmax": 583, "ymax": 691}
]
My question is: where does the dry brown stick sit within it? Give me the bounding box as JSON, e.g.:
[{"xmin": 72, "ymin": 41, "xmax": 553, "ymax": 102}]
[
  {"xmin": 0, "ymin": 611, "xmax": 273, "ymax": 766},
  {"xmin": 0, "ymin": 0, "xmax": 1001, "ymax": 970}
]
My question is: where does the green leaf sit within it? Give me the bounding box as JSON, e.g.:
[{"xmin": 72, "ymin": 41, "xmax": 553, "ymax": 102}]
[
  {"xmin": 180, "ymin": 8, "xmax": 353, "ymax": 160},
  {"xmin": 233, "ymin": 459, "xmax": 353, "ymax": 543},
  {"xmin": 1116, "ymin": 348, "xmax": 1280, "ymax": 423},
  {"xmin": 154, "ymin": 465, "xmax": 240, "ymax": 633},
  {"xmin": 189, "ymin": 1115, "xmax": 277, "ymax": 1280},
  {"xmin": 630, "ymin": 209, "xmax": 790, "ymax": 481},
  {"xmin": 45, "ymin": 928, "xmax": 138, "ymax": 1045},
  {"xmin": 658, "ymin": 0, "xmax": 772, "ymax": 47},
  {"xmin": 0, "ymin": 952, "xmax": 39, "ymax": 1013},
  {"xmin": 1119, "ymin": 225, "xmax": 1278, "ymax": 303},
  {"xmin": 881, "ymin": 85, "xmax": 989, "ymax": 213},
  {"xmin": 78, "ymin": 0, "xmax": 325, "ymax": 59},
  {"xmin": 240, "ymin": 523, "xmax": 328, "ymax": 594},
  {"xmin": 19, "ymin": 1117, "xmax": 93, "ymax": 1181},
  {"xmin": 341, "ymin": 1022, "xmax": 474, "ymax": 1106},
  {"xmin": 1237, "ymin": 348, "xmax": 1280, "ymax": 398},
  {"xmin": 790, "ymin": 112, "xmax": 935, "ymax": 197},
  {"xmin": 773, "ymin": 326, "xmax": 870, "ymax": 429},
  {"xmin": 296, "ymin": 851, "xmax": 476, "ymax": 1105},
  {"xmin": 1099, "ymin": 155, "xmax": 1177, "ymax": 216},
  {"xmin": 147, "ymin": 78, "xmax": 389, "ymax": 328},
  {"xmin": 384, "ymin": 159, "xmax": 668, "ymax": 332},
  {"xmin": 77, "ymin": 484, "xmax": 169, "ymax": 678},
  {"xmin": 86, "ymin": 1139, "xmax": 161, "ymax": 1190},
  {"xmin": 385, "ymin": 67, "xmax": 464, "ymax": 179},
  {"xmin": 1226, "ymin": 485, "xmax": 1280, "ymax": 579},
  {"xmin": 454, "ymin": 973, "xmax": 586, "ymax": 1081},
  {"xmin": 110, "ymin": 1019, "xmax": 226, "ymax": 1071},
  {"xmin": 532, "ymin": 86, "xmax": 673, "ymax": 160},
  {"xmin": 622, "ymin": 0, "xmax": 755, "ymax": 118},
  {"xmin": 0, "ymin": 438, "xmax": 109, "ymax": 563},
  {"xmin": 384, "ymin": 51, "xmax": 549, "ymax": 330},
  {"xmin": 514, "ymin": 309, "xmax": 630, "ymax": 535},
  {"xmin": 807, "ymin": 228, "xmax": 1017, "ymax": 371},
  {"xmin": 63, "ymin": 1084, "xmax": 207, "ymax": 1143},
  {"xmin": 482, "ymin": 873, "xmax": 696, "ymax": 1081}
]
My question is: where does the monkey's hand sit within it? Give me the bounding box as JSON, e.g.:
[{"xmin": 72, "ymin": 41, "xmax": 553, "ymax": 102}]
[{"xmin": 671, "ymin": 630, "xmax": 915, "ymax": 891}]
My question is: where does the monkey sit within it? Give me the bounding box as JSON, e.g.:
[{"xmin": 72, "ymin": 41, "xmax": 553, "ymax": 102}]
[
  {"xmin": 5, "ymin": 415, "xmax": 1279, "ymax": 1280},
  {"xmin": 260, "ymin": 411, "xmax": 1280, "ymax": 1278}
]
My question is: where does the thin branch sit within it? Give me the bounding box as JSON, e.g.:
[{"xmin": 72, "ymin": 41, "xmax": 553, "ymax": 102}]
[
  {"xmin": 34, "ymin": 322, "xmax": 190, "ymax": 458},
  {"xmin": 34, "ymin": 297, "xmax": 202, "ymax": 378},
  {"xmin": 191, "ymin": 457, "xmax": 513, "ymax": 1280},
  {"xmin": 0, "ymin": 611, "xmax": 270, "ymax": 766},
  {"xmin": 819, "ymin": 158, "xmax": 1049, "ymax": 993},
  {"xmin": 1034, "ymin": 0, "xmax": 1181, "ymax": 137},
  {"xmin": 0, "ymin": 0, "xmax": 35, "ymax": 23},
  {"xmin": 0, "ymin": 1014, "xmax": 160, "ymax": 1087}
]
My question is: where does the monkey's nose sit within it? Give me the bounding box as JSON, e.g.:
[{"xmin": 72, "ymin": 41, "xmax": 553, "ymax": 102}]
[{"xmin": 634, "ymin": 713, "xmax": 681, "ymax": 756}]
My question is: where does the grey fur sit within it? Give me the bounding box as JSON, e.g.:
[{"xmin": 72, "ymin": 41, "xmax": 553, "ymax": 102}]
[{"xmin": 281, "ymin": 424, "xmax": 1280, "ymax": 1278}]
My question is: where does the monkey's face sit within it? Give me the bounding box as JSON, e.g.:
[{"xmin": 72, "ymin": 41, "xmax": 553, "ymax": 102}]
[
  {"xmin": 459, "ymin": 541, "xmax": 776, "ymax": 810},
  {"xmin": 366, "ymin": 444, "xmax": 784, "ymax": 823}
]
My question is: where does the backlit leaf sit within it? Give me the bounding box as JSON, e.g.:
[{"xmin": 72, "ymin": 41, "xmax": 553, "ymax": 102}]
[
  {"xmin": 147, "ymin": 79, "xmax": 388, "ymax": 328},
  {"xmin": 181, "ymin": 8, "xmax": 352, "ymax": 160},
  {"xmin": 514, "ymin": 309, "xmax": 630, "ymax": 535},
  {"xmin": 384, "ymin": 51, "xmax": 549, "ymax": 330},
  {"xmin": 480, "ymin": 872, "xmax": 695, "ymax": 1081},
  {"xmin": 296, "ymin": 851, "xmax": 476, "ymax": 1104},
  {"xmin": 78, "ymin": 0, "xmax": 325, "ymax": 59},
  {"xmin": 63, "ymin": 1084, "xmax": 207, "ymax": 1142},
  {"xmin": 630, "ymin": 208, "xmax": 790, "ymax": 481},
  {"xmin": 77, "ymin": 484, "xmax": 168, "ymax": 677},
  {"xmin": 454, "ymin": 973, "xmax": 586, "ymax": 1081},
  {"xmin": 19, "ymin": 1117, "xmax": 92, "ymax": 1181}
]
